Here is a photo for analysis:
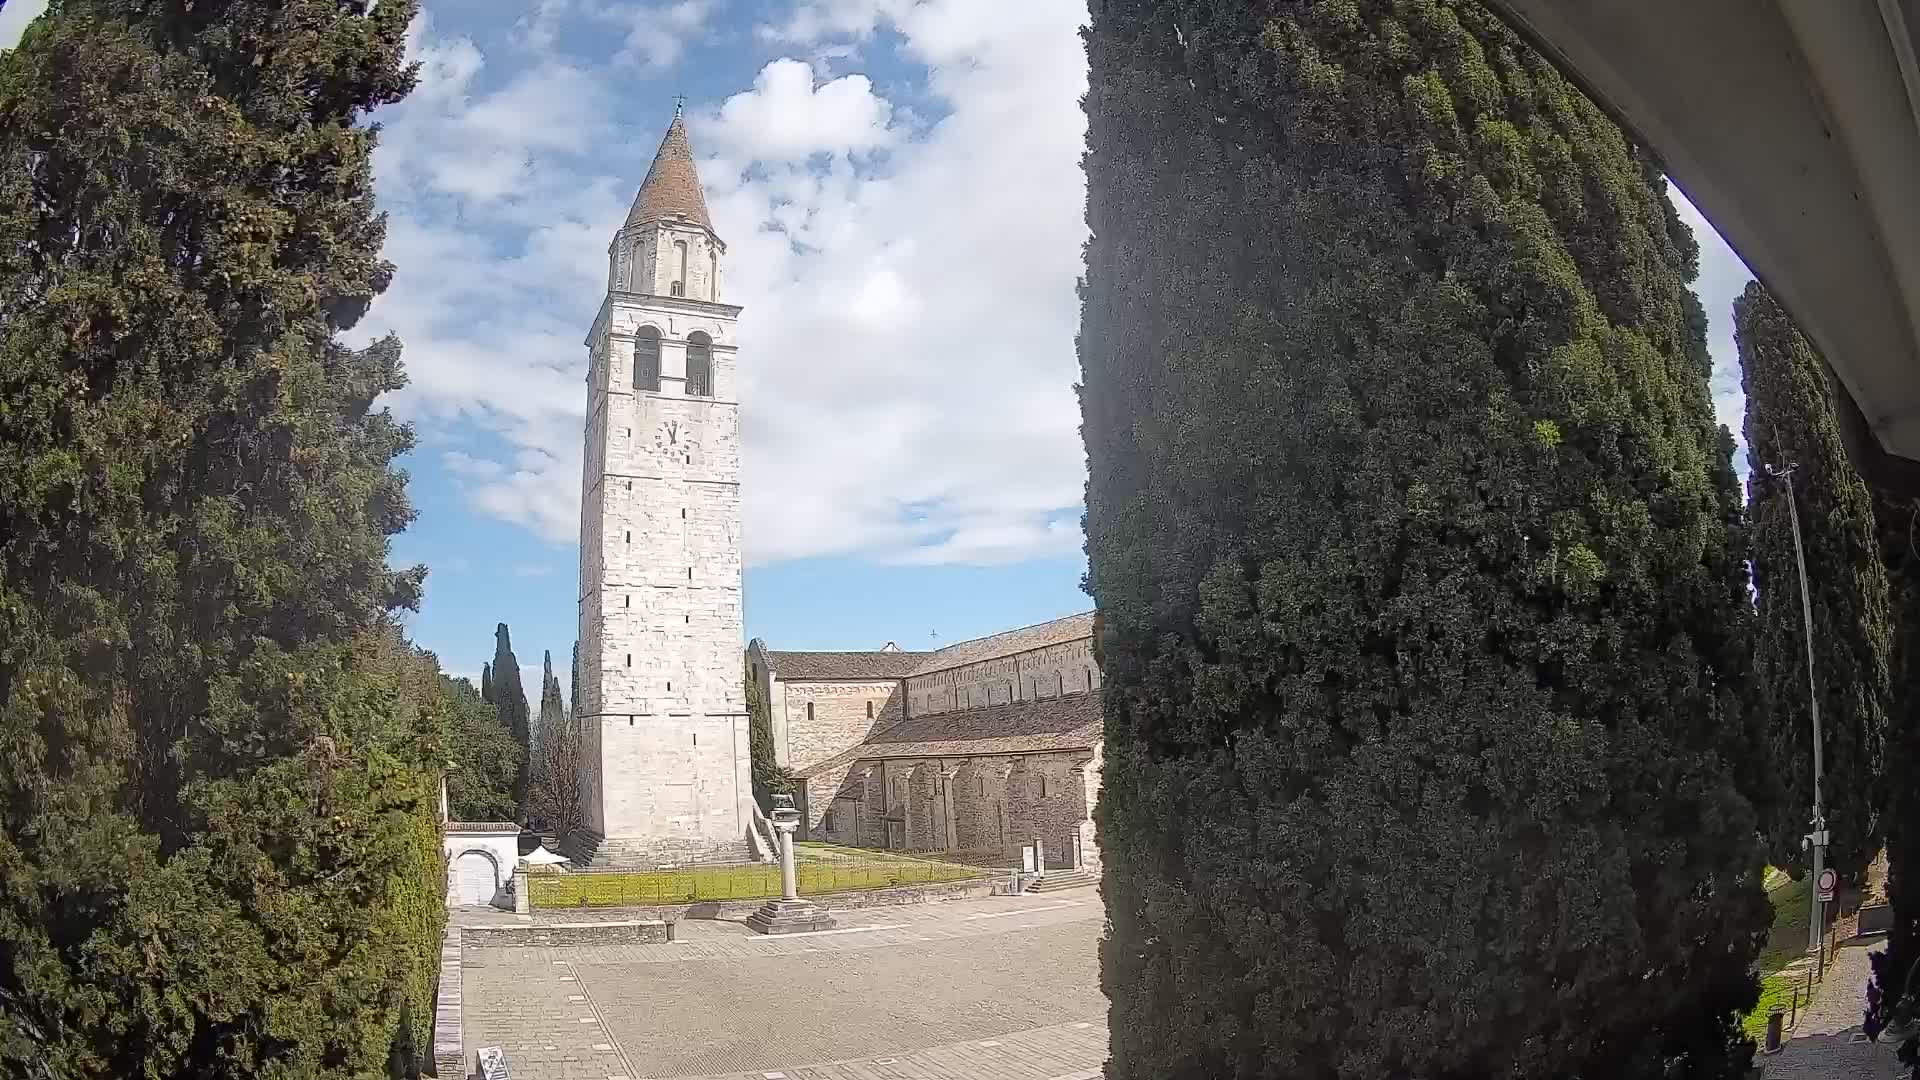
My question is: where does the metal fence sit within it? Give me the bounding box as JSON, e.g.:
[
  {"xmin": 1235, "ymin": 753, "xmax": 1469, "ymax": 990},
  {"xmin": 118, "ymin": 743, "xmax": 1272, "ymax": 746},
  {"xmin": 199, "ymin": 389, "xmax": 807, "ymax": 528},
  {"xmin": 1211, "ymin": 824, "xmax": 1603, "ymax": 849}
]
[{"xmin": 525, "ymin": 843, "xmax": 985, "ymax": 909}]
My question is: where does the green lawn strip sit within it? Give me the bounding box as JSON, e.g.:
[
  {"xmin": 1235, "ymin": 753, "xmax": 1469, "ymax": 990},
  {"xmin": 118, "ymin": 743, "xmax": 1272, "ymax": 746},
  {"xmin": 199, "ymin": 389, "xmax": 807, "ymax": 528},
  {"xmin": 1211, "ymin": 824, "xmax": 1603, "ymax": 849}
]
[
  {"xmin": 1743, "ymin": 968, "xmax": 1805, "ymax": 1039},
  {"xmin": 1737, "ymin": 868, "xmax": 1815, "ymax": 1037},
  {"xmin": 1767, "ymin": 873, "xmax": 1811, "ymax": 933},
  {"xmin": 796, "ymin": 842, "xmax": 981, "ymax": 871},
  {"xmin": 529, "ymin": 849, "xmax": 984, "ymax": 908}
]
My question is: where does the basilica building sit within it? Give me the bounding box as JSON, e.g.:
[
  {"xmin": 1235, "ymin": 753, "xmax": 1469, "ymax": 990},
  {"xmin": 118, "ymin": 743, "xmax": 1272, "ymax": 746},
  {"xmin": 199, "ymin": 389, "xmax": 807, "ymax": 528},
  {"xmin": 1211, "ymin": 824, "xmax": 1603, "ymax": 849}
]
[{"xmin": 748, "ymin": 611, "xmax": 1104, "ymax": 872}]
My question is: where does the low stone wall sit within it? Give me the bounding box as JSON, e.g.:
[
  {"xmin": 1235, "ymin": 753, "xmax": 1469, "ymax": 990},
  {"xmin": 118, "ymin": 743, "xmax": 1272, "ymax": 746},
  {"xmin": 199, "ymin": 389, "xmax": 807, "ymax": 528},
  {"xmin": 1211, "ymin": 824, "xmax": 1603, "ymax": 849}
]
[
  {"xmin": 431, "ymin": 924, "xmax": 462, "ymax": 1078},
  {"xmin": 461, "ymin": 919, "xmax": 673, "ymax": 948}
]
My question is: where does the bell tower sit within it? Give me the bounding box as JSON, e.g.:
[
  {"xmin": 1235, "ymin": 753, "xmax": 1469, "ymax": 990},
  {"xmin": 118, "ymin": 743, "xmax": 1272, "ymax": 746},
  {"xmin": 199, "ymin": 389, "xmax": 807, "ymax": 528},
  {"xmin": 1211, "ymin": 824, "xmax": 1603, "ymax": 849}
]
[{"xmin": 572, "ymin": 107, "xmax": 753, "ymax": 864}]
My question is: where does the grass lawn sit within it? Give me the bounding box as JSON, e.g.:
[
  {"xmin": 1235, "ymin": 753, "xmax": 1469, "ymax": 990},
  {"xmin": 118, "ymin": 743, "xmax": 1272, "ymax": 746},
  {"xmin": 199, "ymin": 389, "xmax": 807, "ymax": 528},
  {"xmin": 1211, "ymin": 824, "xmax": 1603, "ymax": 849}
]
[
  {"xmin": 1741, "ymin": 869, "xmax": 1813, "ymax": 1039},
  {"xmin": 527, "ymin": 846, "xmax": 985, "ymax": 908}
]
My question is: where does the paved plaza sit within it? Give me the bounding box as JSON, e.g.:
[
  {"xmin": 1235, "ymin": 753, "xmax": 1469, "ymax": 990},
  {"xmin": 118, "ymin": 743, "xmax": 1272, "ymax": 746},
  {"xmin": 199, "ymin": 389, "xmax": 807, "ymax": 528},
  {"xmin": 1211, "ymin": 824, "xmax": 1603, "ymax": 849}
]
[{"xmin": 459, "ymin": 891, "xmax": 1108, "ymax": 1080}]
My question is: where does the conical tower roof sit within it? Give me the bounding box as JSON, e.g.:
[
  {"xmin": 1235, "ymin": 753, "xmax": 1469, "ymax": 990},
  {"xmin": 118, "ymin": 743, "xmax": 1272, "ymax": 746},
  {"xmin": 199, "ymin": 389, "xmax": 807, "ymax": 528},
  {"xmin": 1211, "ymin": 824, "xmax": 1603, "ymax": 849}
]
[{"xmin": 625, "ymin": 110, "xmax": 713, "ymax": 232}]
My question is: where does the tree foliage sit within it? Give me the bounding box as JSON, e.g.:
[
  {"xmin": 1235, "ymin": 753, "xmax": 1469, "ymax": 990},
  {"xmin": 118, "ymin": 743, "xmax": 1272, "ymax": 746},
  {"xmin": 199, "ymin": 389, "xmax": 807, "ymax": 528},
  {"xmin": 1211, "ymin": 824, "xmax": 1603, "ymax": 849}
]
[
  {"xmin": 1869, "ymin": 490, "xmax": 1920, "ymax": 1061},
  {"xmin": 1737, "ymin": 281, "xmax": 1892, "ymax": 882},
  {"xmin": 537, "ymin": 649, "xmax": 563, "ymax": 754},
  {"xmin": 1079, "ymin": 2, "xmax": 1767, "ymax": 1076},
  {"xmin": 745, "ymin": 657, "xmax": 792, "ymax": 810},
  {"xmin": 442, "ymin": 674, "xmax": 519, "ymax": 823},
  {"xmin": 489, "ymin": 622, "xmax": 529, "ymax": 822},
  {"xmin": 526, "ymin": 650, "xmax": 579, "ymax": 837},
  {"xmin": 0, "ymin": 0, "xmax": 444, "ymax": 1075},
  {"xmin": 527, "ymin": 707, "xmax": 583, "ymax": 846}
]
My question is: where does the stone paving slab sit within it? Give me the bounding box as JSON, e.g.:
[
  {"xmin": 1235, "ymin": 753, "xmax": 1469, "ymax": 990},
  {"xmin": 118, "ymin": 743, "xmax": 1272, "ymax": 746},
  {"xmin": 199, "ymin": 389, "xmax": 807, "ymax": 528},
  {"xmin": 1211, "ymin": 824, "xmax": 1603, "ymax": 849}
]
[
  {"xmin": 648, "ymin": 1019, "xmax": 1107, "ymax": 1080},
  {"xmin": 461, "ymin": 894, "xmax": 1106, "ymax": 1080}
]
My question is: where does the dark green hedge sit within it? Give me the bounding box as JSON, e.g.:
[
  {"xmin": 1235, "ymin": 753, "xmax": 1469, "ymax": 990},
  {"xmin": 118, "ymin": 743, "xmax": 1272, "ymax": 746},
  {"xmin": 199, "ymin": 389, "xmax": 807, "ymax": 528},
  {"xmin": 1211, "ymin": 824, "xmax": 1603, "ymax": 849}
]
[
  {"xmin": 0, "ymin": 1, "xmax": 445, "ymax": 1074},
  {"xmin": 1736, "ymin": 282, "xmax": 1892, "ymax": 883},
  {"xmin": 1079, "ymin": 2, "xmax": 1767, "ymax": 1076}
]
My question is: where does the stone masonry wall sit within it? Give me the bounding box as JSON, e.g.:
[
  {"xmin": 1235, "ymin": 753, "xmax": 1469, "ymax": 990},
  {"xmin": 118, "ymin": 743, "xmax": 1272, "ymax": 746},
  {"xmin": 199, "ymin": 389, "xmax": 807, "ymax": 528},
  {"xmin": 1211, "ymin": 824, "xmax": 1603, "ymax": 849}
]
[
  {"xmin": 906, "ymin": 637, "xmax": 1101, "ymax": 717},
  {"xmin": 778, "ymin": 679, "xmax": 904, "ymax": 773},
  {"xmin": 580, "ymin": 282, "xmax": 751, "ymax": 850},
  {"xmin": 806, "ymin": 750, "xmax": 1100, "ymax": 869}
]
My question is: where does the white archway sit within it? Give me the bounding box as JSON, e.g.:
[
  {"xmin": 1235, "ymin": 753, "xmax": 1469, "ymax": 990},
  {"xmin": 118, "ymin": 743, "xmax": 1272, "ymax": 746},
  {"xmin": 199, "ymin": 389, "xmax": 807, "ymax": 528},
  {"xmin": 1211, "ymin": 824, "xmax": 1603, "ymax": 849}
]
[{"xmin": 451, "ymin": 848, "xmax": 501, "ymax": 907}]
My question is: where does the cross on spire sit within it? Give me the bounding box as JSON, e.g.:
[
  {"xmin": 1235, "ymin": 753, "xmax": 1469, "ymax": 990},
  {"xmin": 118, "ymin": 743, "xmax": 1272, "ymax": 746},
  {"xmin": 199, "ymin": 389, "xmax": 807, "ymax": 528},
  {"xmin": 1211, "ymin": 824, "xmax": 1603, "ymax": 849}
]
[{"xmin": 673, "ymin": 93, "xmax": 687, "ymax": 117}]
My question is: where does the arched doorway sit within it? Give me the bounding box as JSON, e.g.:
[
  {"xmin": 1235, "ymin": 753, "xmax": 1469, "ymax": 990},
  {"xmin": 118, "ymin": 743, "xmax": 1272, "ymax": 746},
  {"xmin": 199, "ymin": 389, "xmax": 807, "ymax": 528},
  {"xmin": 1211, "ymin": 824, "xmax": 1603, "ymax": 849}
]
[{"xmin": 452, "ymin": 849, "xmax": 500, "ymax": 907}]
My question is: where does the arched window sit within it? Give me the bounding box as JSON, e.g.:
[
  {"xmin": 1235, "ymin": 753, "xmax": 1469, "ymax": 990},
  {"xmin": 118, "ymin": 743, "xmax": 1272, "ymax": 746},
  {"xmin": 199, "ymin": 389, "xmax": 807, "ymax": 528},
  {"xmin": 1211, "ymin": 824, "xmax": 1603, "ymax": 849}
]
[
  {"xmin": 634, "ymin": 326, "xmax": 661, "ymax": 392},
  {"xmin": 708, "ymin": 249, "xmax": 719, "ymax": 300},
  {"xmin": 671, "ymin": 240, "xmax": 688, "ymax": 297},
  {"xmin": 686, "ymin": 331, "xmax": 713, "ymax": 397}
]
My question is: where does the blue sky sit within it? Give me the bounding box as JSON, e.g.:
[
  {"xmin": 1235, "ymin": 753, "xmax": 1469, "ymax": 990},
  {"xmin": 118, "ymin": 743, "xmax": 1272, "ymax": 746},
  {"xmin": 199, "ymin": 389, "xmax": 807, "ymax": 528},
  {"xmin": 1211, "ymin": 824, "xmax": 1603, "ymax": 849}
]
[{"xmin": 0, "ymin": 0, "xmax": 1753, "ymax": 703}]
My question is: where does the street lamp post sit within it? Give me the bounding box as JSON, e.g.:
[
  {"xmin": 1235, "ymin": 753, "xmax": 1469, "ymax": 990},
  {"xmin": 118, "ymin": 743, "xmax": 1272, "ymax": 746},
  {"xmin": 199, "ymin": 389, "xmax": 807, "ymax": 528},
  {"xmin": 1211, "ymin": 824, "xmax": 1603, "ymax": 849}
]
[{"xmin": 1767, "ymin": 460, "xmax": 1829, "ymax": 962}]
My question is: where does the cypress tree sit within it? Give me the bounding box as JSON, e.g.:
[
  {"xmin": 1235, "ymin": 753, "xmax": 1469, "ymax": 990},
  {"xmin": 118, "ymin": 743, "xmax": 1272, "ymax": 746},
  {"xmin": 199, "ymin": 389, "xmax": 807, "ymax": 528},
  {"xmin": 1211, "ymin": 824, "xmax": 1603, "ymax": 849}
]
[
  {"xmin": 1869, "ymin": 490, "xmax": 1920, "ymax": 1055},
  {"xmin": 1737, "ymin": 281, "xmax": 1892, "ymax": 883},
  {"xmin": 1079, "ymin": 3, "xmax": 1766, "ymax": 1077},
  {"xmin": 481, "ymin": 660, "xmax": 494, "ymax": 704},
  {"xmin": 570, "ymin": 641, "xmax": 580, "ymax": 718},
  {"xmin": 490, "ymin": 622, "xmax": 529, "ymax": 821},
  {"xmin": 527, "ymin": 651, "xmax": 581, "ymax": 841},
  {"xmin": 537, "ymin": 649, "xmax": 564, "ymax": 757},
  {"xmin": 0, "ymin": 1, "xmax": 440, "ymax": 1074},
  {"xmin": 745, "ymin": 656, "xmax": 791, "ymax": 808}
]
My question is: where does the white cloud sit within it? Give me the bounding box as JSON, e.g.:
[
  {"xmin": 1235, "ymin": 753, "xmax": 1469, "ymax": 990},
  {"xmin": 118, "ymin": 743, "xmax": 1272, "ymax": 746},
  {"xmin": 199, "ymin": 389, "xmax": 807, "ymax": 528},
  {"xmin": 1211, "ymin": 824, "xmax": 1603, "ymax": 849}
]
[
  {"xmin": 700, "ymin": 60, "xmax": 899, "ymax": 163},
  {"xmin": 363, "ymin": 0, "xmax": 1095, "ymax": 569},
  {"xmin": 757, "ymin": 0, "xmax": 909, "ymax": 46},
  {"xmin": 692, "ymin": 1, "xmax": 1093, "ymax": 566},
  {"xmin": 592, "ymin": 0, "xmax": 717, "ymax": 70},
  {"xmin": 0, "ymin": 0, "xmax": 47, "ymax": 50}
]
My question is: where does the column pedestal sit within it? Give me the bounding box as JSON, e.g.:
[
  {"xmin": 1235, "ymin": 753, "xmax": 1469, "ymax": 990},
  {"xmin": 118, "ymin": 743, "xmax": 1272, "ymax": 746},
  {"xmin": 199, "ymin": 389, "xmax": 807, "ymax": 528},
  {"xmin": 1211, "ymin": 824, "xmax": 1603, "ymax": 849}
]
[
  {"xmin": 747, "ymin": 805, "xmax": 835, "ymax": 935},
  {"xmin": 745, "ymin": 897, "xmax": 835, "ymax": 935}
]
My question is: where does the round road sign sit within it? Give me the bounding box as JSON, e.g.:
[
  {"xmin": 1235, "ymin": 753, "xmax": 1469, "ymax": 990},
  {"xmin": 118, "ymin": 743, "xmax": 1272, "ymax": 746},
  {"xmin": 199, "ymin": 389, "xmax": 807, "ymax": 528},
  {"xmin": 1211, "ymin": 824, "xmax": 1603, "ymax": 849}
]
[{"xmin": 1817, "ymin": 868, "xmax": 1838, "ymax": 899}]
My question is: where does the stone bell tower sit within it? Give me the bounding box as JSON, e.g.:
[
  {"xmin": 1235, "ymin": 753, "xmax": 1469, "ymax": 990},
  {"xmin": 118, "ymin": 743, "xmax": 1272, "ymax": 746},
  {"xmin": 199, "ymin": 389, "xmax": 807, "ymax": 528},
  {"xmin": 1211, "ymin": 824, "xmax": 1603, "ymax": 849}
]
[{"xmin": 571, "ymin": 106, "xmax": 754, "ymax": 865}]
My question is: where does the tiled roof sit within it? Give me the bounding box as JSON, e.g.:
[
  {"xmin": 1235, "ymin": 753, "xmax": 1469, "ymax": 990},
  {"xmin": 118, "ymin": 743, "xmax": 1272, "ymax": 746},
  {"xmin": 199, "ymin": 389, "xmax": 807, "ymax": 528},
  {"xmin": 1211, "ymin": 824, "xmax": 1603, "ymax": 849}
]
[
  {"xmin": 626, "ymin": 112, "xmax": 713, "ymax": 232},
  {"xmin": 798, "ymin": 691, "xmax": 1102, "ymax": 777},
  {"xmin": 765, "ymin": 650, "xmax": 930, "ymax": 681},
  {"xmin": 911, "ymin": 611, "xmax": 1096, "ymax": 676}
]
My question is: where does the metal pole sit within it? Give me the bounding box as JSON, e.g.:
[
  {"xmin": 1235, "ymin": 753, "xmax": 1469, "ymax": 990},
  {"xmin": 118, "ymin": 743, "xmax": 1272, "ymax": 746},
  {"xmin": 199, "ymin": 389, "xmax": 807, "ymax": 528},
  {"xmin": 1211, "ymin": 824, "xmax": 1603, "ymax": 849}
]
[{"xmin": 1770, "ymin": 462, "xmax": 1828, "ymax": 958}]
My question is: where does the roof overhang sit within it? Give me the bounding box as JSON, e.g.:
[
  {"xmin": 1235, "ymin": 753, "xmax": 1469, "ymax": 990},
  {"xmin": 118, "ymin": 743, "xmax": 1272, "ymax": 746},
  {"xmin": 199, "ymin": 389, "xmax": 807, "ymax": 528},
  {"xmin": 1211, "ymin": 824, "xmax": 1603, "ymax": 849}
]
[{"xmin": 1481, "ymin": 0, "xmax": 1920, "ymax": 494}]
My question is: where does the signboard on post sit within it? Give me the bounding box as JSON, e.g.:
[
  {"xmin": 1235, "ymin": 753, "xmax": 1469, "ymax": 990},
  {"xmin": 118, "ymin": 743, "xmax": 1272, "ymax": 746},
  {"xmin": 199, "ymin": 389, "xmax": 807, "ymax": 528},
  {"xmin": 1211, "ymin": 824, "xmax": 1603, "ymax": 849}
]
[
  {"xmin": 1021, "ymin": 846, "xmax": 1036, "ymax": 874},
  {"xmin": 1816, "ymin": 868, "xmax": 1837, "ymax": 903}
]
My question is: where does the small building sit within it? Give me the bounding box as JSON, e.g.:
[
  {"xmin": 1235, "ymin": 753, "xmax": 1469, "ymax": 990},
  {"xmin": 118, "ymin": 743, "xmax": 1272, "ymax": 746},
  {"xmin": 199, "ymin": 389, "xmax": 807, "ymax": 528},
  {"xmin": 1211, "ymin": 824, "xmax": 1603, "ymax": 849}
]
[
  {"xmin": 443, "ymin": 823, "xmax": 519, "ymax": 908},
  {"xmin": 747, "ymin": 611, "xmax": 1104, "ymax": 870}
]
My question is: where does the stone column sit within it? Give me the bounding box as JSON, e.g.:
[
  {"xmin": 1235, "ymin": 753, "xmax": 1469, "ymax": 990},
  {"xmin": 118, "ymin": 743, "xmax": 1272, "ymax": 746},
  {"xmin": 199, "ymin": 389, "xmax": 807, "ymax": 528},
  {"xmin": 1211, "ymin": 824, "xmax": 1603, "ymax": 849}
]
[
  {"xmin": 746, "ymin": 796, "xmax": 834, "ymax": 935},
  {"xmin": 940, "ymin": 762, "xmax": 962, "ymax": 852},
  {"xmin": 778, "ymin": 816, "xmax": 798, "ymax": 900}
]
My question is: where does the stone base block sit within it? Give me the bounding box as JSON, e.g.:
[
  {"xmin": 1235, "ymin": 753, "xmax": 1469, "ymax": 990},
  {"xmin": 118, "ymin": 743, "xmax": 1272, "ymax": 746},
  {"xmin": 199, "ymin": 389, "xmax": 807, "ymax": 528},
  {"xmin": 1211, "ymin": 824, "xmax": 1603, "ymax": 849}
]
[{"xmin": 744, "ymin": 897, "xmax": 835, "ymax": 935}]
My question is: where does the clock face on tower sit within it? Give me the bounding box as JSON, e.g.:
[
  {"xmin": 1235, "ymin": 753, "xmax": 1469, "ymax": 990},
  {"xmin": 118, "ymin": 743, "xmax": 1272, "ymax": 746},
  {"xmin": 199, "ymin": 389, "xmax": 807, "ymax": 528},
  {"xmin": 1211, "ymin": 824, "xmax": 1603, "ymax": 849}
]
[{"xmin": 653, "ymin": 420, "xmax": 696, "ymax": 461}]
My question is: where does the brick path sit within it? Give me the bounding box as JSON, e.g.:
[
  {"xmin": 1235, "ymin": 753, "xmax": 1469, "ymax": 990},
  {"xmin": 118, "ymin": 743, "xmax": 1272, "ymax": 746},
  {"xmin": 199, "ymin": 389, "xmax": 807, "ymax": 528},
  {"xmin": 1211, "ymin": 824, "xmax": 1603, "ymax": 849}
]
[
  {"xmin": 460, "ymin": 892, "xmax": 1107, "ymax": 1080},
  {"xmin": 1761, "ymin": 936, "xmax": 1904, "ymax": 1080}
]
